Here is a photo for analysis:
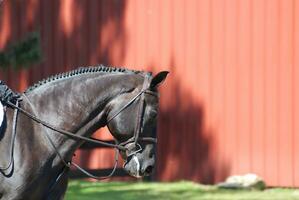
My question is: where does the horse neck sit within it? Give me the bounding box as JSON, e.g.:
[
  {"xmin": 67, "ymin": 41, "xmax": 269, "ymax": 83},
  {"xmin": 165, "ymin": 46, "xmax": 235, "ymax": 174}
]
[{"xmin": 24, "ymin": 73, "xmax": 141, "ymax": 156}]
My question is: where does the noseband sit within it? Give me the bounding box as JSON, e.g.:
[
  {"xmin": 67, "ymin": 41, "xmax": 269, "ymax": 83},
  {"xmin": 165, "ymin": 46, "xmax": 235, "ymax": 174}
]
[{"xmin": 5, "ymin": 73, "xmax": 158, "ymax": 182}]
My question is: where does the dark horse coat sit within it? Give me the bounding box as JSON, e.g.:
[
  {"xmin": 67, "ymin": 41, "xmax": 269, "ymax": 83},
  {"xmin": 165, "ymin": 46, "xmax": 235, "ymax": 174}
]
[{"xmin": 0, "ymin": 66, "xmax": 168, "ymax": 200}]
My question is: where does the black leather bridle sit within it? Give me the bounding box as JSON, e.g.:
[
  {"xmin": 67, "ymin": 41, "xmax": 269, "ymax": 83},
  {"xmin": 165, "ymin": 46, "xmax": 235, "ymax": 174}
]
[
  {"xmin": 106, "ymin": 73, "xmax": 158, "ymax": 158},
  {"xmin": 4, "ymin": 73, "xmax": 158, "ymax": 182}
]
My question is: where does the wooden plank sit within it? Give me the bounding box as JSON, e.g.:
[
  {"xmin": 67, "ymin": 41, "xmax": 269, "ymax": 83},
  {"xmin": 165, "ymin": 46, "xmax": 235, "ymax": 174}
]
[
  {"xmin": 75, "ymin": 0, "xmax": 88, "ymax": 67},
  {"xmin": 294, "ymin": 0, "xmax": 299, "ymax": 187},
  {"xmin": 87, "ymin": 0, "xmax": 98, "ymax": 65},
  {"xmin": 251, "ymin": 0, "xmax": 265, "ymax": 177},
  {"xmin": 264, "ymin": 0, "xmax": 279, "ymax": 186},
  {"xmin": 134, "ymin": 0, "xmax": 147, "ymax": 68},
  {"xmin": 19, "ymin": 2, "xmax": 27, "ymax": 92},
  {"xmin": 7, "ymin": 0, "xmax": 19, "ymax": 90},
  {"xmin": 0, "ymin": 0, "xmax": 11, "ymax": 50},
  {"xmin": 146, "ymin": 0, "xmax": 160, "ymax": 71},
  {"xmin": 29, "ymin": 0, "xmax": 42, "ymax": 85},
  {"xmin": 210, "ymin": 0, "xmax": 225, "ymax": 182},
  {"xmin": 155, "ymin": 0, "xmax": 172, "ymax": 180},
  {"xmin": 223, "ymin": 0, "xmax": 238, "ymax": 175},
  {"xmin": 0, "ymin": 0, "xmax": 10, "ymax": 83},
  {"xmin": 236, "ymin": 0, "xmax": 252, "ymax": 174},
  {"xmin": 53, "ymin": 0, "xmax": 65, "ymax": 74},
  {"xmin": 183, "ymin": 0, "xmax": 198, "ymax": 180},
  {"xmin": 123, "ymin": 0, "xmax": 137, "ymax": 67},
  {"xmin": 173, "ymin": 0, "xmax": 187, "ymax": 180},
  {"xmin": 40, "ymin": 0, "xmax": 53, "ymax": 77},
  {"xmin": 278, "ymin": 0, "xmax": 293, "ymax": 186},
  {"xmin": 25, "ymin": 0, "xmax": 39, "ymax": 87},
  {"xmin": 158, "ymin": 0, "xmax": 172, "ymax": 71},
  {"xmin": 61, "ymin": 0, "xmax": 75, "ymax": 71}
]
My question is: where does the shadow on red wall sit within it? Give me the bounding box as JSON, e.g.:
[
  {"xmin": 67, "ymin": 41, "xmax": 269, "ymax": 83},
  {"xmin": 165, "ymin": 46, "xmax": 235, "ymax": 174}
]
[
  {"xmin": 155, "ymin": 64, "xmax": 230, "ymax": 184},
  {"xmin": 0, "ymin": 0, "xmax": 127, "ymax": 91}
]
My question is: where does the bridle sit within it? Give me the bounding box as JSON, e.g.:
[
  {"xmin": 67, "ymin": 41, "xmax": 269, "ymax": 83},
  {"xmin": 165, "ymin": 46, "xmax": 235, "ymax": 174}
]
[
  {"xmin": 106, "ymin": 73, "xmax": 157, "ymax": 158},
  {"xmin": 3, "ymin": 73, "xmax": 158, "ymax": 183}
]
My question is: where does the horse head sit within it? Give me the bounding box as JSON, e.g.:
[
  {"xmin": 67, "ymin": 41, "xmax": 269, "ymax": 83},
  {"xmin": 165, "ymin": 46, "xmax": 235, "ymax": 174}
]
[{"xmin": 106, "ymin": 71, "xmax": 168, "ymax": 177}]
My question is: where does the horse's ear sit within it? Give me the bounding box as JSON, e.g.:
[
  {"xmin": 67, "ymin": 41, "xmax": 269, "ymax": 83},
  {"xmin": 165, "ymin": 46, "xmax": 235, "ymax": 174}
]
[{"xmin": 150, "ymin": 71, "xmax": 169, "ymax": 89}]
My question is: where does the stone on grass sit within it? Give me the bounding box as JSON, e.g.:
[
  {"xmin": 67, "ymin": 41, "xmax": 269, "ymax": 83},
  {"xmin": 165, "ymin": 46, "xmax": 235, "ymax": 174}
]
[{"xmin": 217, "ymin": 173, "xmax": 266, "ymax": 190}]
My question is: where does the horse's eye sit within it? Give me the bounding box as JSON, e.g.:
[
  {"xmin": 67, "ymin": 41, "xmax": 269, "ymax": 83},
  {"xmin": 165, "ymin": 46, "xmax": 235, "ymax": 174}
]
[
  {"xmin": 149, "ymin": 111, "xmax": 157, "ymax": 118},
  {"xmin": 149, "ymin": 149, "xmax": 155, "ymax": 158}
]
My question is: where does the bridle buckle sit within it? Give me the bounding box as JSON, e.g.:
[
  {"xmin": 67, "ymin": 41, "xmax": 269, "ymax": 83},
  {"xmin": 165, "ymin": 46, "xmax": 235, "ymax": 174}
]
[{"xmin": 126, "ymin": 143, "xmax": 142, "ymax": 157}]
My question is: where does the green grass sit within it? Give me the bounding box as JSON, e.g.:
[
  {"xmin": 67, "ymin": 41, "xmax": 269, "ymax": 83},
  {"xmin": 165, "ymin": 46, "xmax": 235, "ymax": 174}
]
[{"xmin": 65, "ymin": 180, "xmax": 299, "ymax": 200}]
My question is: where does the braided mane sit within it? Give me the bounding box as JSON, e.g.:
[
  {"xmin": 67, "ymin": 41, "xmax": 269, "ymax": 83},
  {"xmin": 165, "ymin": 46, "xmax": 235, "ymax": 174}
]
[{"xmin": 25, "ymin": 65, "xmax": 141, "ymax": 93}]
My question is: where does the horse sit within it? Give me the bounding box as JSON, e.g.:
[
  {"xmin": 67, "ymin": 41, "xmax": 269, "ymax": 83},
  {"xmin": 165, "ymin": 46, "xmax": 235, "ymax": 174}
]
[{"xmin": 0, "ymin": 65, "xmax": 168, "ymax": 200}]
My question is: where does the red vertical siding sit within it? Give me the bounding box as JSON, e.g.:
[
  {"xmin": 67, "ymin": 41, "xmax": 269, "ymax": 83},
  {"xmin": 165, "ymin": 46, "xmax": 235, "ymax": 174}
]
[
  {"xmin": 251, "ymin": 0, "xmax": 265, "ymax": 180},
  {"xmin": 0, "ymin": 0, "xmax": 298, "ymax": 187},
  {"xmin": 264, "ymin": 0, "xmax": 279, "ymax": 186},
  {"xmin": 278, "ymin": 0, "xmax": 293, "ymax": 186},
  {"xmin": 294, "ymin": 0, "xmax": 299, "ymax": 187}
]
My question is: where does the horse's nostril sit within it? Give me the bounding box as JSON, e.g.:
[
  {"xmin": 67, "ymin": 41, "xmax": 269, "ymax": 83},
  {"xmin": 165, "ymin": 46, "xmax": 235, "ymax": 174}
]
[{"xmin": 144, "ymin": 165, "xmax": 154, "ymax": 174}]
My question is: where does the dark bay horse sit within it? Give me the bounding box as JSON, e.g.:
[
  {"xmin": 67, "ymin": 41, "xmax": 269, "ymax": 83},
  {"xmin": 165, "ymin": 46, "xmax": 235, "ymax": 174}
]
[{"xmin": 0, "ymin": 66, "xmax": 168, "ymax": 200}]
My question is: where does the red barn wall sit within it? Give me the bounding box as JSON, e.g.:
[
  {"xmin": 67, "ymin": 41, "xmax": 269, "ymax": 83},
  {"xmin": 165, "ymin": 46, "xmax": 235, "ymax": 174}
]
[{"xmin": 0, "ymin": 0, "xmax": 299, "ymax": 187}]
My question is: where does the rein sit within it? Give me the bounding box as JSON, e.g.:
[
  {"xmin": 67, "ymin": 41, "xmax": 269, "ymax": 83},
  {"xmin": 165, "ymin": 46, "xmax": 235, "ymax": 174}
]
[{"xmin": 6, "ymin": 100, "xmax": 127, "ymax": 151}]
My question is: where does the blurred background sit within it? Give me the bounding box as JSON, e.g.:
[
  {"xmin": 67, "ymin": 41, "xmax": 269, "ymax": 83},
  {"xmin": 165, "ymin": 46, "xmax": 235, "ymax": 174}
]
[{"xmin": 0, "ymin": 0, "xmax": 298, "ymax": 187}]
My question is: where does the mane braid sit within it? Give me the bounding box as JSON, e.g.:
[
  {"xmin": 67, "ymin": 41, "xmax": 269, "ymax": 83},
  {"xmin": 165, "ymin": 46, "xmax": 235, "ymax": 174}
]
[{"xmin": 25, "ymin": 65, "xmax": 141, "ymax": 93}]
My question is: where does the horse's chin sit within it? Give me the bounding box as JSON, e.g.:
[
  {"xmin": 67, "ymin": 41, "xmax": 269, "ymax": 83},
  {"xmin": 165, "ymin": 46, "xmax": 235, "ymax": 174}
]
[{"xmin": 124, "ymin": 155, "xmax": 143, "ymax": 178}]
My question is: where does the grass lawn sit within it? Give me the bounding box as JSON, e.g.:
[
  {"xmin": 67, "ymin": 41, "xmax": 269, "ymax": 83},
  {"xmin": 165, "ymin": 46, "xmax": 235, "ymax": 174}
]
[{"xmin": 65, "ymin": 180, "xmax": 299, "ymax": 200}]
